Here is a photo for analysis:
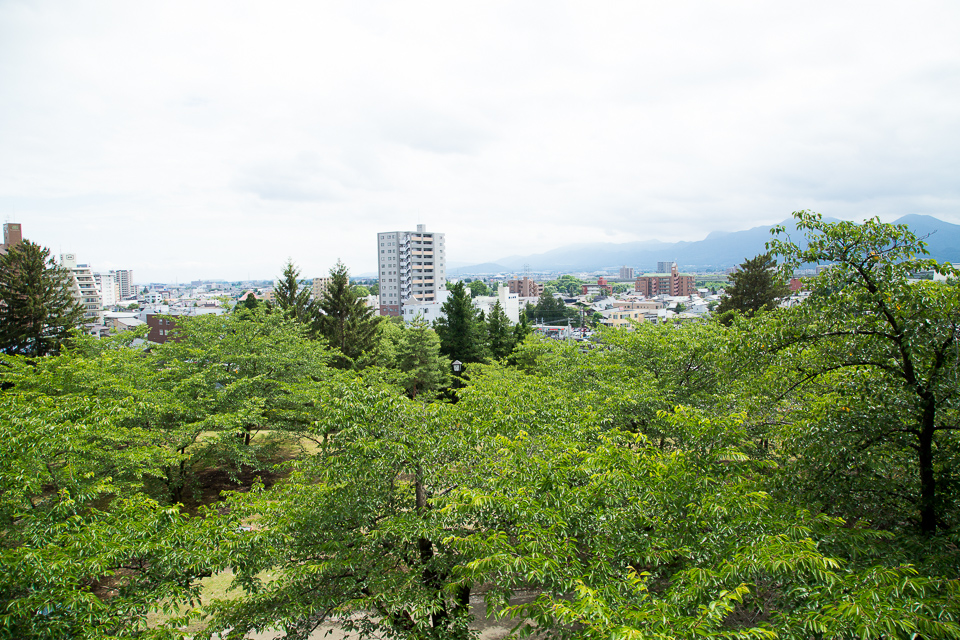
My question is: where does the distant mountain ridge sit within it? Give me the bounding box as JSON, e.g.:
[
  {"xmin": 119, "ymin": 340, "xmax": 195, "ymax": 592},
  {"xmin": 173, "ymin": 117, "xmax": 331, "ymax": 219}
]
[{"xmin": 454, "ymin": 215, "xmax": 960, "ymax": 274}]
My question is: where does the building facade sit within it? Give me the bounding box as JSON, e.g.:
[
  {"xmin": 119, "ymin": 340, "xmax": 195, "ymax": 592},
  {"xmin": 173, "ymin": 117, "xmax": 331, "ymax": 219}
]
[
  {"xmin": 0, "ymin": 222, "xmax": 23, "ymax": 255},
  {"xmin": 312, "ymin": 277, "xmax": 332, "ymax": 301},
  {"xmin": 112, "ymin": 269, "xmax": 134, "ymax": 299},
  {"xmin": 146, "ymin": 314, "xmax": 179, "ymax": 343},
  {"xmin": 582, "ymin": 276, "xmax": 613, "ymax": 297},
  {"xmin": 94, "ymin": 272, "xmax": 118, "ymax": 308},
  {"xmin": 60, "ymin": 253, "xmax": 103, "ymax": 322},
  {"xmin": 507, "ymin": 276, "xmax": 543, "ymax": 298},
  {"xmin": 619, "ymin": 266, "xmax": 634, "ymax": 280},
  {"xmin": 599, "ymin": 307, "xmax": 645, "ymax": 329},
  {"xmin": 635, "ymin": 263, "xmax": 696, "ymax": 297},
  {"xmin": 377, "ymin": 224, "xmax": 446, "ymax": 317}
]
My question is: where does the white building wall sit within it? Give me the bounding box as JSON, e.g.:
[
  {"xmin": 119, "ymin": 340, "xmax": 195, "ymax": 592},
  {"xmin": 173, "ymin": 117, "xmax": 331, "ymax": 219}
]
[
  {"xmin": 400, "ymin": 289, "xmax": 450, "ymax": 324},
  {"xmin": 112, "ymin": 269, "xmax": 134, "ymax": 299},
  {"xmin": 471, "ymin": 286, "xmax": 520, "ymax": 325},
  {"xmin": 95, "ymin": 272, "xmax": 118, "ymax": 308},
  {"xmin": 499, "ymin": 285, "xmax": 520, "ymax": 324},
  {"xmin": 61, "ymin": 253, "xmax": 103, "ymax": 323},
  {"xmin": 378, "ymin": 224, "xmax": 447, "ymax": 316}
]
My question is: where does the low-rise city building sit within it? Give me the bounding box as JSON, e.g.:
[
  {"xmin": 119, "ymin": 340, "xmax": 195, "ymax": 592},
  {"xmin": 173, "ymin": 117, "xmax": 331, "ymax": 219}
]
[
  {"xmin": 635, "ymin": 263, "xmax": 696, "ymax": 297},
  {"xmin": 507, "ymin": 276, "xmax": 543, "ymax": 298}
]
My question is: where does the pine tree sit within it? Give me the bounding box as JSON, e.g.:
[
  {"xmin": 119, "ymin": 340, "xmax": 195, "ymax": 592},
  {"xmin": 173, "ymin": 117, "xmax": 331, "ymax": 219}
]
[
  {"xmin": 715, "ymin": 253, "xmax": 790, "ymax": 325},
  {"xmin": 395, "ymin": 315, "xmax": 451, "ymax": 400},
  {"xmin": 486, "ymin": 300, "xmax": 516, "ymax": 360},
  {"xmin": 0, "ymin": 241, "xmax": 84, "ymax": 357},
  {"xmin": 274, "ymin": 259, "xmax": 314, "ymax": 324},
  {"xmin": 534, "ymin": 292, "xmax": 570, "ymax": 324},
  {"xmin": 233, "ymin": 292, "xmax": 271, "ymax": 321},
  {"xmin": 314, "ymin": 261, "xmax": 380, "ymax": 369},
  {"xmin": 434, "ymin": 281, "xmax": 488, "ymax": 364},
  {"xmin": 513, "ymin": 309, "xmax": 532, "ymax": 343}
]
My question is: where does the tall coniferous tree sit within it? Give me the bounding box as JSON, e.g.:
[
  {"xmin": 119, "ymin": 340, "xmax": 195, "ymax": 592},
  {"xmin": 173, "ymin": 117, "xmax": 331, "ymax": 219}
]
[
  {"xmin": 513, "ymin": 309, "xmax": 532, "ymax": 343},
  {"xmin": 434, "ymin": 281, "xmax": 487, "ymax": 364},
  {"xmin": 715, "ymin": 252, "xmax": 790, "ymax": 325},
  {"xmin": 533, "ymin": 292, "xmax": 571, "ymax": 324},
  {"xmin": 274, "ymin": 259, "xmax": 314, "ymax": 324},
  {"xmin": 396, "ymin": 315, "xmax": 451, "ymax": 400},
  {"xmin": 0, "ymin": 241, "xmax": 84, "ymax": 357},
  {"xmin": 486, "ymin": 300, "xmax": 515, "ymax": 360},
  {"xmin": 315, "ymin": 261, "xmax": 380, "ymax": 369}
]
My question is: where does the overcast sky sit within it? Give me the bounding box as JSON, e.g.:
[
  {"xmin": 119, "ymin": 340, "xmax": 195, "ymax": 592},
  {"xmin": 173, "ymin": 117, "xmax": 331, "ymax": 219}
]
[{"xmin": 2, "ymin": 1, "xmax": 958, "ymax": 282}]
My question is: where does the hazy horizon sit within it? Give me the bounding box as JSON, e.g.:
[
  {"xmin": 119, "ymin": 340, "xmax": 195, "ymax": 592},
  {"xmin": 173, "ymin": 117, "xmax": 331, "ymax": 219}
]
[{"xmin": 3, "ymin": 2, "xmax": 959, "ymax": 282}]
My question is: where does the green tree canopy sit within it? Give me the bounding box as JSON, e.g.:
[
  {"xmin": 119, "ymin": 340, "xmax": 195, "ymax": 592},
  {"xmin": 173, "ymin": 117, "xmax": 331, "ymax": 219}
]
[
  {"xmin": 233, "ymin": 292, "xmax": 270, "ymax": 320},
  {"xmin": 0, "ymin": 331, "xmax": 236, "ymax": 636},
  {"xmin": 512, "ymin": 309, "xmax": 532, "ymax": 345},
  {"xmin": 756, "ymin": 211, "xmax": 960, "ymax": 535},
  {"xmin": 394, "ymin": 315, "xmax": 452, "ymax": 400},
  {"xmin": 532, "ymin": 292, "xmax": 573, "ymax": 324},
  {"xmin": 273, "ymin": 259, "xmax": 314, "ymax": 324},
  {"xmin": 486, "ymin": 300, "xmax": 515, "ymax": 360},
  {"xmin": 374, "ymin": 315, "xmax": 451, "ymax": 400},
  {"xmin": 545, "ymin": 274, "xmax": 586, "ymax": 297},
  {"xmin": 715, "ymin": 252, "xmax": 790, "ymax": 324},
  {"xmin": 433, "ymin": 281, "xmax": 488, "ymax": 365},
  {"xmin": 467, "ymin": 279, "xmax": 489, "ymax": 297},
  {"xmin": 314, "ymin": 261, "xmax": 381, "ymax": 369},
  {"xmin": 0, "ymin": 240, "xmax": 84, "ymax": 357},
  {"xmin": 352, "ymin": 284, "xmax": 371, "ymax": 298}
]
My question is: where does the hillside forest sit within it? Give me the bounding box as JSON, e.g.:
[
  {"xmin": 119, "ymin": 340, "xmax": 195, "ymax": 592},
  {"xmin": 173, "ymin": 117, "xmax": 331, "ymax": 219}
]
[{"xmin": 1, "ymin": 211, "xmax": 959, "ymax": 639}]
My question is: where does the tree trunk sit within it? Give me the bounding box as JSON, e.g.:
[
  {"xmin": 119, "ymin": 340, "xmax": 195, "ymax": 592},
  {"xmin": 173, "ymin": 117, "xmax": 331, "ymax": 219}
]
[{"xmin": 918, "ymin": 397, "xmax": 937, "ymax": 535}]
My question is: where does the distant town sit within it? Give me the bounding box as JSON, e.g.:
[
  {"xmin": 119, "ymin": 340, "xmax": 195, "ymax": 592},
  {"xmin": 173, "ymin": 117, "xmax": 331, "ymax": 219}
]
[{"xmin": 1, "ymin": 220, "xmax": 823, "ymax": 343}]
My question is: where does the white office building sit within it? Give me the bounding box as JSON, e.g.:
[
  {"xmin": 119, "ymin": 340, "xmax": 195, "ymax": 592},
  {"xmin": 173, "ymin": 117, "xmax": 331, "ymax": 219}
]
[{"xmin": 377, "ymin": 224, "xmax": 446, "ymax": 317}]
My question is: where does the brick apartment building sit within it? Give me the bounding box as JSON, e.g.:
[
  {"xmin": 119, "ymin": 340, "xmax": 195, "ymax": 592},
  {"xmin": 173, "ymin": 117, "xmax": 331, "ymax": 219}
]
[
  {"xmin": 507, "ymin": 276, "xmax": 543, "ymax": 298},
  {"xmin": 635, "ymin": 262, "xmax": 696, "ymax": 297},
  {"xmin": 582, "ymin": 276, "xmax": 613, "ymax": 297},
  {"xmin": 146, "ymin": 314, "xmax": 180, "ymax": 343}
]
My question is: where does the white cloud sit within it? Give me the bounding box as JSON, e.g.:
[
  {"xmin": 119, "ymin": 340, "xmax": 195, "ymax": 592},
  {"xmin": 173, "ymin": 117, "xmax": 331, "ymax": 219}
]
[{"xmin": 1, "ymin": 1, "xmax": 958, "ymax": 280}]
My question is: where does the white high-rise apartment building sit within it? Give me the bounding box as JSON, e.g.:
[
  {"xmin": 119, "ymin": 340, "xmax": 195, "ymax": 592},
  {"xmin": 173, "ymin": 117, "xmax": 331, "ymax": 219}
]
[
  {"xmin": 312, "ymin": 277, "xmax": 332, "ymax": 301},
  {"xmin": 61, "ymin": 253, "xmax": 103, "ymax": 323},
  {"xmin": 94, "ymin": 272, "xmax": 118, "ymax": 308},
  {"xmin": 112, "ymin": 269, "xmax": 134, "ymax": 299},
  {"xmin": 377, "ymin": 224, "xmax": 446, "ymax": 316}
]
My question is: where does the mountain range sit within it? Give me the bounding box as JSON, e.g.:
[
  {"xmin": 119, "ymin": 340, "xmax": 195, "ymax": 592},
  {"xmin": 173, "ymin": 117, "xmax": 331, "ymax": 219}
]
[{"xmin": 450, "ymin": 215, "xmax": 960, "ymax": 274}]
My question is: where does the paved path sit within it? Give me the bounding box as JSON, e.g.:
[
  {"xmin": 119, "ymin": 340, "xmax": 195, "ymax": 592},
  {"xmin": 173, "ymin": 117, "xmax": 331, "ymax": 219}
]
[{"xmin": 238, "ymin": 592, "xmax": 540, "ymax": 639}]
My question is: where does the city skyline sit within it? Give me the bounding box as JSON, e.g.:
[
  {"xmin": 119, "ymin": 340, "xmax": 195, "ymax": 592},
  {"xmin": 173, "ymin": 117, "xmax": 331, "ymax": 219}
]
[{"xmin": 2, "ymin": 3, "xmax": 959, "ymax": 282}]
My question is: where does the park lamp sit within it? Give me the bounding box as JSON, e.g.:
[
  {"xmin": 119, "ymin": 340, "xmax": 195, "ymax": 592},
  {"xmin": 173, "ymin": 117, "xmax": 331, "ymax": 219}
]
[{"xmin": 452, "ymin": 360, "xmax": 463, "ymax": 373}]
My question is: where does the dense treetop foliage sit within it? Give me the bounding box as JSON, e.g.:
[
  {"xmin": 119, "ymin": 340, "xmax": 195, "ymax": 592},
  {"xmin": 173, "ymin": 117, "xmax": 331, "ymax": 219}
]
[
  {"xmin": 715, "ymin": 252, "xmax": 790, "ymax": 325},
  {"xmin": 0, "ymin": 240, "xmax": 84, "ymax": 357},
  {"xmin": 314, "ymin": 260, "xmax": 381, "ymax": 369},
  {"xmin": 273, "ymin": 259, "xmax": 314, "ymax": 324},
  {"xmin": 1, "ymin": 212, "xmax": 959, "ymax": 639},
  {"xmin": 434, "ymin": 281, "xmax": 489, "ymax": 364}
]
